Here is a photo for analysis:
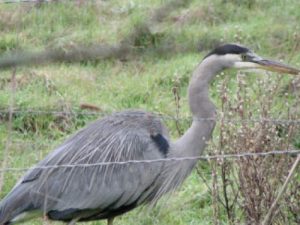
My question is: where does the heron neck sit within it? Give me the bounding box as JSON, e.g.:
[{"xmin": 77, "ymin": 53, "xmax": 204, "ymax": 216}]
[
  {"xmin": 173, "ymin": 58, "xmax": 222, "ymax": 157},
  {"xmin": 188, "ymin": 58, "xmax": 222, "ymax": 118}
]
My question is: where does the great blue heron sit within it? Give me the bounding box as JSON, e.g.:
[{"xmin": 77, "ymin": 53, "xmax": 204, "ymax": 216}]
[{"xmin": 0, "ymin": 44, "xmax": 299, "ymax": 225}]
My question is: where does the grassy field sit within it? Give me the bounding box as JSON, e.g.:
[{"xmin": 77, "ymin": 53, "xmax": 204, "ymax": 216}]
[{"xmin": 0, "ymin": 0, "xmax": 300, "ymax": 224}]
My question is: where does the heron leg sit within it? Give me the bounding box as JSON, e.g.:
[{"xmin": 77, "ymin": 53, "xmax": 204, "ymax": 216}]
[
  {"xmin": 68, "ymin": 217, "xmax": 79, "ymax": 225},
  {"xmin": 107, "ymin": 217, "xmax": 114, "ymax": 225}
]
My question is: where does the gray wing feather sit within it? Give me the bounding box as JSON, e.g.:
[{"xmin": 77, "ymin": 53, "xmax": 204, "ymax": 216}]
[{"xmin": 2, "ymin": 110, "xmax": 169, "ymax": 220}]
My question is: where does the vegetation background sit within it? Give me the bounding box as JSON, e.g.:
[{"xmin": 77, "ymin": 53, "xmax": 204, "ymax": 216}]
[{"xmin": 0, "ymin": 0, "xmax": 299, "ymax": 224}]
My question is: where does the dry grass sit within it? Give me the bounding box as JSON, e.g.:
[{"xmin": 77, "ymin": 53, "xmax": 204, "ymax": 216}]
[{"xmin": 199, "ymin": 71, "xmax": 300, "ymax": 224}]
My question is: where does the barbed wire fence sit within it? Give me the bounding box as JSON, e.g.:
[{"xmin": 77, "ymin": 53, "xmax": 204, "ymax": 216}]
[
  {"xmin": 0, "ymin": 0, "xmax": 300, "ymax": 225},
  {"xmin": 1, "ymin": 79, "xmax": 299, "ymax": 224}
]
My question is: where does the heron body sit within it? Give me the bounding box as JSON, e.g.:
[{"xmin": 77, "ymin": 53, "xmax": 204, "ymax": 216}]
[{"xmin": 0, "ymin": 44, "xmax": 299, "ymax": 225}]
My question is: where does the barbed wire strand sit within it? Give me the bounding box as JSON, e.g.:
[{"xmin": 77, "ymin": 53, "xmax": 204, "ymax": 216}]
[
  {"xmin": 0, "ymin": 150, "xmax": 299, "ymax": 173},
  {"xmin": 1, "ymin": 109, "xmax": 300, "ymax": 125}
]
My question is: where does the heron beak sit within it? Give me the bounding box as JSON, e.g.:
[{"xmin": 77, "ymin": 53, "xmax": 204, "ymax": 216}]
[{"xmin": 252, "ymin": 58, "xmax": 300, "ymax": 75}]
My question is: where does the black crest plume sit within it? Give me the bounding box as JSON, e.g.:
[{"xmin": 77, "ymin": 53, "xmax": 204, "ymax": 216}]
[{"xmin": 204, "ymin": 44, "xmax": 249, "ymax": 59}]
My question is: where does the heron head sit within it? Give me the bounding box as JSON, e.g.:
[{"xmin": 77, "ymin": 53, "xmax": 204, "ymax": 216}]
[{"xmin": 204, "ymin": 44, "xmax": 300, "ymax": 75}]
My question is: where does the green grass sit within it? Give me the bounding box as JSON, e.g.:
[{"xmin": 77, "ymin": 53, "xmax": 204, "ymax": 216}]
[{"xmin": 0, "ymin": 0, "xmax": 300, "ymax": 224}]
